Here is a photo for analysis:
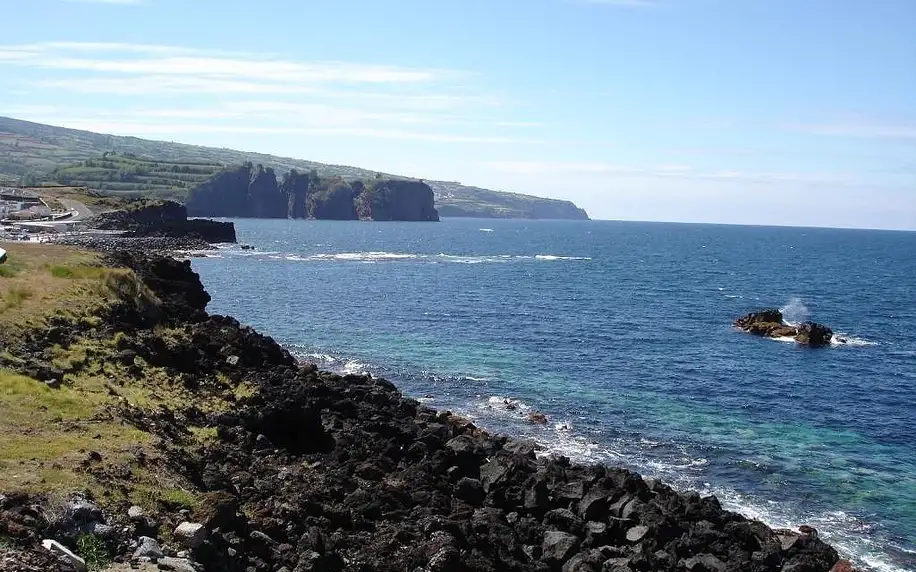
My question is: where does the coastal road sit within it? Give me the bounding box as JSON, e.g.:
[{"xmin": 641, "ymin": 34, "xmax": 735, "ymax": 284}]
[{"xmin": 57, "ymin": 198, "xmax": 93, "ymax": 221}]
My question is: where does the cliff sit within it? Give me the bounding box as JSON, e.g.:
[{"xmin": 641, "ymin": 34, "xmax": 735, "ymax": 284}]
[
  {"xmin": 356, "ymin": 180, "xmax": 439, "ymax": 221},
  {"xmin": 430, "ymin": 182, "xmax": 590, "ymax": 220},
  {"xmin": 186, "ymin": 164, "xmax": 439, "ymax": 221},
  {"xmin": 0, "ymin": 243, "xmax": 852, "ymax": 572},
  {"xmin": 91, "ymin": 200, "xmax": 237, "ymax": 244}
]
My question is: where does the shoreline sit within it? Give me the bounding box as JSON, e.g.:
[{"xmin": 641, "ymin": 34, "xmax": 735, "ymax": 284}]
[
  {"xmin": 0, "ymin": 243, "xmax": 852, "ymax": 571},
  {"xmin": 287, "ymin": 345, "xmax": 907, "ymax": 572}
]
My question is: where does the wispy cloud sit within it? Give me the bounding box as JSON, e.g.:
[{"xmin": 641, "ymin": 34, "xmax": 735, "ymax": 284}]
[
  {"xmin": 0, "ymin": 42, "xmax": 453, "ymax": 84},
  {"xmin": 789, "ymin": 119, "xmax": 916, "ymax": 140},
  {"xmin": 0, "ymin": 41, "xmax": 530, "ymax": 145},
  {"xmin": 480, "ymin": 160, "xmax": 880, "ymax": 187}
]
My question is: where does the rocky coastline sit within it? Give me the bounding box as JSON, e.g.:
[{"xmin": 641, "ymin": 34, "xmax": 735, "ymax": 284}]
[
  {"xmin": 53, "ymin": 201, "xmax": 235, "ymax": 254},
  {"xmin": 0, "ymin": 249, "xmax": 855, "ymax": 571},
  {"xmin": 186, "ymin": 164, "xmax": 440, "ymax": 222}
]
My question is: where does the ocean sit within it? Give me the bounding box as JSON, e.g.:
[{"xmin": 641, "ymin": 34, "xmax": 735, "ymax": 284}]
[{"xmin": 190, "ymin": 218, "xmax": 916, "ymax": 571}]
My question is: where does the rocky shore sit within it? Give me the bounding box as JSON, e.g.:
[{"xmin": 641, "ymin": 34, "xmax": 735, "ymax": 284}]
[
  {"xmin": 52, "ymin": 200, "xmax": 234, "ymax": 254},
  {"xmin": 0, "ymin": 250, "xmax": 854, "ymax": 571}
]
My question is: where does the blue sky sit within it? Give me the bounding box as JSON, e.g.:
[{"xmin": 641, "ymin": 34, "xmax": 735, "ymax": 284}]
[{"xmin": 0, "ymin": 0, "xmax": 914, "ymax": 228}]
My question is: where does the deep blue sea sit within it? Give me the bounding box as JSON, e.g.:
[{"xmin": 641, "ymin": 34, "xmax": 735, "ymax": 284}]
[{"xmin": 190, "ymin": 218, "xmax": 916, "ymax": 571}]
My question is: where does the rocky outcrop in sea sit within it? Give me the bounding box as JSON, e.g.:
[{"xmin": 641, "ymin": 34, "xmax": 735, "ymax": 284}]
[
  {"xmin": 735, "ymin": 309, "xmax": 834, "ymax": 347},
  {"xmin": 0, "ymin": 254, "xmax": 854, "ymax": 571}
]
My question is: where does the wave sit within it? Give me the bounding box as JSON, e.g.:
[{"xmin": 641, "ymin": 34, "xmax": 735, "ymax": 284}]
[
  {"xmin": 832, "ymin": 334, "xmax": 878, "ymax": 347},
  {"xmin": 479, "ymin": 228, "xmax": 494, "ymax": 232},
  {"xmin": 535, "ymin": 254, "xmax": 593, "ymax": 261},
  {"xmin": 256, "ymin": 251, "xmax": 594, "ymax": 264}
]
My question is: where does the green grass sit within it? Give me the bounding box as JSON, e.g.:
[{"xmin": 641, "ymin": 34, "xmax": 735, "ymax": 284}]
[
  {"xmin": 133, "ymin": 484, "xmax": 199, "ymax": 512},
  {"xmin": 76, "ymin": 533, "xmax": 111, "ymax": 572},
  {"xmin": 48, "ymin": 264, "xmax": 107, "ymax": 280}
]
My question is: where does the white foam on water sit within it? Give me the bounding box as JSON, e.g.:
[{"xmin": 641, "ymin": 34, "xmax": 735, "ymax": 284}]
[
  {"xmin": 479, "ymin": 228, "xmax": 494, "ymax": 232},
  {"xmin": 535, "ymin": 254, "xmax": 592, "ymax": 261},
  {"xmin": 482, "ymin": 395, "xmax": 533, "ymax": 417},
  {"xmin": 255, "ymin": 251, "xmax": 594, "ymax": 264},
  {"xmin": 459, "ymin": 391, "xmax": 911, "ymax": 570},
  {"xmin": 770, "ymin": 335, "xmax": 798, "ymax": 343},
  {"xmin": 341, "ymin": 359, "xmax": 369, "ymax": 375},
  {"xmin": 302, "ymin": 352, "xmax": 336, "ymax": 363},
  {"xmin": 831, "ymin": 334, "xmax": 878, "ymax": 347},
  {"xmin": 702, "ymin": 485, "xmax": 913, "ymax": 572}
]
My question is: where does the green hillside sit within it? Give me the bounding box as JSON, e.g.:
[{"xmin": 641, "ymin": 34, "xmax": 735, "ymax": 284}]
[
  {"xmin": 0, "ymin": 116, "xmax": 589, "ymax": 219},
  {"xmin": 49, "ymin": 153, "xmax": 224, "ymax": 201}
]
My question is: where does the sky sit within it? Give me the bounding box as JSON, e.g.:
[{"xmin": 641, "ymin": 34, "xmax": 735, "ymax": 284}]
[{"xmin": 0, "ymin": 0, "xmax": 914, "ymax": 229}]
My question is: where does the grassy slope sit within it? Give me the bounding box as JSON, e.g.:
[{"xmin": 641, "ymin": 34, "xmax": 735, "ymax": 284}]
[
  {"xmin": 49, "ymin": 153, "xmax": 223, "ymax": 201},
  {"xmin": 0, "ymin": 116, "xmax": 589, "ymax": 219},
  {"xmin": 0, "ymin": 243, "xmax": 235, "ymax": 510}
]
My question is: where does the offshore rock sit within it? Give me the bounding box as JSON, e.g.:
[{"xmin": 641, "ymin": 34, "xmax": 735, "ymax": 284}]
[{"xmin": 734, "ymin": 309, "xmax": 834, "ymax": 347}]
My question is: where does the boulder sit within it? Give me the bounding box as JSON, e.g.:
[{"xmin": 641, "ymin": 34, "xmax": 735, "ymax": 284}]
[
  {"xmin": 173, "ymin": 521, "xmax": 207, "ymax": 549},
  {"xmin": 625, "ymin": 525, "xmax": 649, "ymax": 543},
  {"xmin": 795, "ymin": 322, "xmax": 834, "ymax": 347},
  {"xmin": 133, "ymin": 536, "xmax": 164, "ymax": 560},
  {"xmin": 684, "ymin": 553, "xmax": 727, "ymax": 572},
  {"xmin": 157, "ymin": 557, "xmax": 197, "ymax": 572},
  {"xmin": 542, "ymin": 531, "xmax": 580, "ymax": 564},
  {"xmin": 41, "ymin": 539, "xmax": 87, "ymax": 571}
]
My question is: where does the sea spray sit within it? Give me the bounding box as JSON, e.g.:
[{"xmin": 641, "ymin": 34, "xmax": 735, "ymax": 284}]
[{"xmin": 780, "ymin": 297, "xmax": 811, "ymax": 326}]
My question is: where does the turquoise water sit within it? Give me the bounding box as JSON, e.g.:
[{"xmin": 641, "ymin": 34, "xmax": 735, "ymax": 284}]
[{"xmin": 190, "ymin": 218, "xmax": 916, "ymax": 571}]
